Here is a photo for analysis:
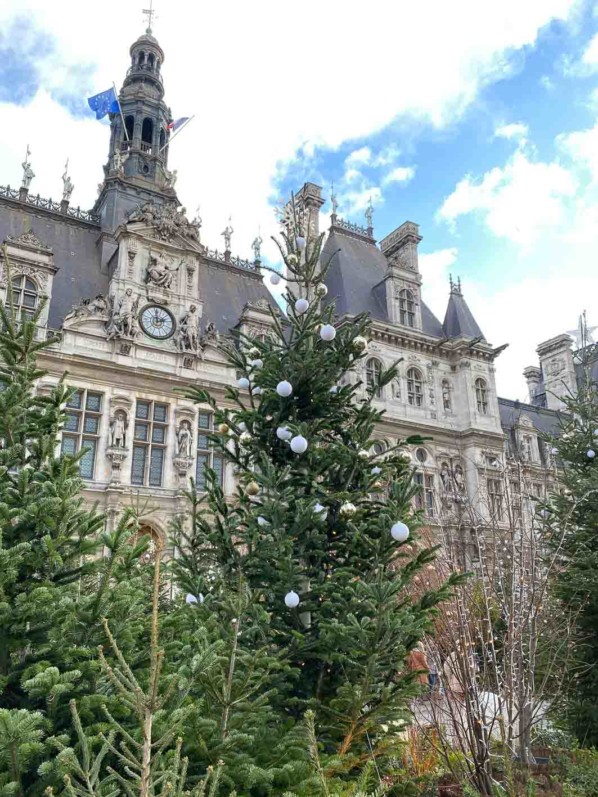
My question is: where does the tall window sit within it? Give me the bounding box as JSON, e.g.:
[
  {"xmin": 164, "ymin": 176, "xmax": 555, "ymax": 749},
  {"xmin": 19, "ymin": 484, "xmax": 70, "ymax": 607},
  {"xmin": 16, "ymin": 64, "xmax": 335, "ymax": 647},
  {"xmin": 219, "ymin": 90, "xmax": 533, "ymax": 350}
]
[
  {"xmin": 414, "ymin": 472, "xmax": 435, "ymax": 517},
  {"xmin": 196, "ymin": 411, "xmax": 224, "ymax": 491},
  {"xmin": 131, "ymin": 400, "xmax": 168, "ymax": 487},
  {"xmin": 399, "ymin": 289, "xmax": 415, "ymax": 327},
  {"xmin": 61, "ymin": 390, "xmax": 103, "ymax": 479},
  {"xmin": 6, "ymin": 275, "xmax": 38, "ymax": 321},
  {"xmin": 487, "ymin": 478, "xmax": 503, "ymax": 519},
  {"xmin": 407, "ymin": 368, "xmax": 423, "ymax": 407},
  {"xmin": 366, "ymin": 358, "xmax": 383, "ymax": 398},
  {"xmin": 441, "ymin": 379, "xmax": 451, "ymax": 410},
  {"xmin": 475, "ymin": 378, "xmax": 488, "ymax": 414}
]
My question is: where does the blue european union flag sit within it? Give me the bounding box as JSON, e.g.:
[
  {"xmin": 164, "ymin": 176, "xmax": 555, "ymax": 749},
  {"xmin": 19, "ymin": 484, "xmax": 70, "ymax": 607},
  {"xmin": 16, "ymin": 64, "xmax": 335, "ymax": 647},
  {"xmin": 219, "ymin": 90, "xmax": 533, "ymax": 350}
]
[{"xmin": 87, "ymin": 87, "xmax": 119, "ymax": 120}]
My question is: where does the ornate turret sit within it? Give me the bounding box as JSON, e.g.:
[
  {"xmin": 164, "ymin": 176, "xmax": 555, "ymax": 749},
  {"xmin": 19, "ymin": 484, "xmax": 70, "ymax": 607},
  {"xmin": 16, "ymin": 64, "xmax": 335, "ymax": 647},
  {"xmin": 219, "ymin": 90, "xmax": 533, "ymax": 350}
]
[{"xmin": 94, "ymin": 22, "xmax": 177, "ymax": 240}]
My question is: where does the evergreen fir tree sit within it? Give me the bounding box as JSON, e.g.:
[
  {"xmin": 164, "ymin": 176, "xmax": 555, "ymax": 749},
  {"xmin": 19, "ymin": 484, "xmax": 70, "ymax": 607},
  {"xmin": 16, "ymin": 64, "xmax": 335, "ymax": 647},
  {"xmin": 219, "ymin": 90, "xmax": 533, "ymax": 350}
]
[
  {"xmin": 174, "ymin": 202, "xmax": 462, "ymax": 785},
  {"xmin": 544, "ymin": 320, "xmax": 598, "ymax": 745}
]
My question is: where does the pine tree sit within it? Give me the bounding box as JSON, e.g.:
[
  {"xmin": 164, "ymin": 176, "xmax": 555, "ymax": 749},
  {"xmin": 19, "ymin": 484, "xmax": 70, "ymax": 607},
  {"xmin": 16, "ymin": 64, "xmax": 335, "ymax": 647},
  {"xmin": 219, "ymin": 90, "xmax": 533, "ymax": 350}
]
[
  {"xmin": 544, "ymin": 322, "xmax": 598, "ymax": 745},
  {"xmin": 174, "ymin": 202, "xmax": 461, "ymax": 786}
]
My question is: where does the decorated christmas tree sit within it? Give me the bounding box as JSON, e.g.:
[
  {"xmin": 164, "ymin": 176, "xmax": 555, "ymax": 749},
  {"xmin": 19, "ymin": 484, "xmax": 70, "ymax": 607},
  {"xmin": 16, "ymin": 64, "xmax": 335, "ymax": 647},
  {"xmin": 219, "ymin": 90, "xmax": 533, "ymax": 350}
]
[
  {"xmin": 544, "ymin": 321, "xmax": 598, "ymax": 746},
  {"xmin": 173, "ymin": 198, "xmax": 462, "ymax": 787}
]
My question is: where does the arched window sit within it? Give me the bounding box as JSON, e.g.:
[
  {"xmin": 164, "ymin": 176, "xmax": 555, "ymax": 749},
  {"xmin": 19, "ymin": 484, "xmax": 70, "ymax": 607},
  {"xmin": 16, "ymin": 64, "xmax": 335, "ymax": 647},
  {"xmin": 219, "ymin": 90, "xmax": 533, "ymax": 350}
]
[
  {"xmin": 147, "ymin": 53, "xmax": 155, "ymax": 69},
  {"xmin": 124, "ymin": 114, "xmax": 134, "ymax": 142},
  {"xmin": 159, "ymin": 128, "xmax": 166, "ymax": 151},
  {"xmin": 141, "ymin": 117, "xmax": 154, "ymax": 146},
  {"xmin": 406, "ymin": 367, "xmax": 423, "ymax": 407},
  {"xmin": 371, "ymin": 440, "xmax": 386, "ymax": 456},
  {"xmin": 137, "ymin": 51, "xmax": 146, "ymax": 66},
  {"xmin": 475, "ymin": 378, "xmax": 488, "ymax": 415},
  {"xmin": 399, "ymin": 288, "xmax": 415, "ymax": 327},
  {"xmin": 441, "ymin": 379, "xmax": 451, "ymax": 410},
  {"xmin": 6, "ymin": 274, "xmax": 38, "ymax": 321},
  {"xmin": 366, "ymin": 357, "xmax": 383, "ymax": 398}
]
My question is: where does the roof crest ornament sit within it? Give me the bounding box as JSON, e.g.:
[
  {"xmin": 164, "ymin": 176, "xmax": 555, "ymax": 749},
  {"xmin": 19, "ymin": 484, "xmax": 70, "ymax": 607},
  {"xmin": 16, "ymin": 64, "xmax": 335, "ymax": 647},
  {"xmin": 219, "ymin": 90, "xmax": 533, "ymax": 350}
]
[
  {"xmin": 449, "ymin": 274, "xmax": 462, "ymax": 296},
  {"xmin": 142, "ymin": 0, "xmax": 156, "ymax": 34}
]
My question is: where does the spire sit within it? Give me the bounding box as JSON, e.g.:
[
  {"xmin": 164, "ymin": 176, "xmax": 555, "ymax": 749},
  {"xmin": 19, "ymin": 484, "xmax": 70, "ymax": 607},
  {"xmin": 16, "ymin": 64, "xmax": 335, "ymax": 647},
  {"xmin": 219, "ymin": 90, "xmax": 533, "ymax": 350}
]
[{"xmin": 443, "ymin": 276, "xmax": 486, "ymax": 340}]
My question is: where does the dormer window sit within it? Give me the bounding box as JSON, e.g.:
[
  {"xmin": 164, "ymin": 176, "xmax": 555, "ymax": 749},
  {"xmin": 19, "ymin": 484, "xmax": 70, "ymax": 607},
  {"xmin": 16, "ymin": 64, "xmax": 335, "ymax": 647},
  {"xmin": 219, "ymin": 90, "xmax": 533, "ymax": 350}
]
[
  {"xmin": 399, "ymin": 289, "xmax": 415, "ymax": 327},
  {"xmin": 6, "ymin": 274, "xmax": 38, "ymax": 322}
]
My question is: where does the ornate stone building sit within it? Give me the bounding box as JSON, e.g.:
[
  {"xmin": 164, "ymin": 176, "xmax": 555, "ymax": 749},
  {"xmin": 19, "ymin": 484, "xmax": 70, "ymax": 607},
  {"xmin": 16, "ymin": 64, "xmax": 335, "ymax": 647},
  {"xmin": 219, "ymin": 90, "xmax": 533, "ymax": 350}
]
[{"xmin": 0, "ymin": 27, "xmax": 562, "ymax": 548}]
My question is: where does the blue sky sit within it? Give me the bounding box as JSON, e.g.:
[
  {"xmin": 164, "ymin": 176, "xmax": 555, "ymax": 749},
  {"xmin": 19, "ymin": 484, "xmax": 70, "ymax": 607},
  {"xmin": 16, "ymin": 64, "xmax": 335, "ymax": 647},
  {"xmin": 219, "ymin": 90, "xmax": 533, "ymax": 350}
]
[{"xmin": 0, "ymin": 0, "xmax": 597, "ymax": 397}]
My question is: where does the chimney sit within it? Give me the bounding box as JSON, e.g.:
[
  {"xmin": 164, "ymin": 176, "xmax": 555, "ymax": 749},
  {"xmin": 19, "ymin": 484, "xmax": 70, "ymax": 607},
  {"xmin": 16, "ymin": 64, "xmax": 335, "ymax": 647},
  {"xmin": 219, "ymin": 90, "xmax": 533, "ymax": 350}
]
[
  {"xmin": 523, "ymin": 366, "xmax": 542, "ymax": 404},
  {"xmin": 536, "ymin": 334, "xmax": 576, "ymax": 411}
]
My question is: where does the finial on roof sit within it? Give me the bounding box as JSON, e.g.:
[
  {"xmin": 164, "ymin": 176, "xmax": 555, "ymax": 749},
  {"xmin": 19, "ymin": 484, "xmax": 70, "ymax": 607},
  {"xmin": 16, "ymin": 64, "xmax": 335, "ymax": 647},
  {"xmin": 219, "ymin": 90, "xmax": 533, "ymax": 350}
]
[
  {"xmin": 142, "ymin": 0, "xmax": 156, "ymax": 34},
  {"xmin": 365, "ymin": 196, "xmax": 374, "ymax": 229},
  {"xmin": 449, "ymin": 274, "xmax": 462, "ymax": 296}
]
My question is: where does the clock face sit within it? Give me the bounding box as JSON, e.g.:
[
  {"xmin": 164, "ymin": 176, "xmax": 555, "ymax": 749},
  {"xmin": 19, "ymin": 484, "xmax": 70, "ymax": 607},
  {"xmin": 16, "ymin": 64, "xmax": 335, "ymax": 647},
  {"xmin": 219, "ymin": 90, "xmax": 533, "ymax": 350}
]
[{"xmin": 139, "ymin": 304, "xmax": 175, "ymax": 340}]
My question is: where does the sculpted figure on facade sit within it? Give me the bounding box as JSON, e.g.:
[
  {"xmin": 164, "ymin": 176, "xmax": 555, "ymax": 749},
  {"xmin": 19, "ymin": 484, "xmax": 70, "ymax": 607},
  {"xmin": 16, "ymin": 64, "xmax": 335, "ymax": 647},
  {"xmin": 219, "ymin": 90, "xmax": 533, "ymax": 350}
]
[
  {"xmin": 251, "ymin": 234, "xmax": 263, "ymax": 262},
  {"xmin": 128, "ymin": 201, "xmax": 198, "ymax": 243},
  {"xmin": 21, "ymin": 146, "xmax": 35, "ymax": 189},
  {"xmin": 67, "ymin": 294, "xmax": 109, "ymax": 320},
  {"xmin": 110, "ymin": 410, "xmax": 128, "ymax": 448},
  {"xmin": 440, "ymin": 462, "xmax": 453, "ymax": 493},
  {"xmin": 165, "ymin": 168, "xmax": 178, "ymax": 190},
  {"xmin": 221, "ymin": 219, "xmax": 234, "ymax": 251},
  {"xmin": 177, "ymin": 420, "xmax": 193, "ymax": 458},
  {"xmin": 62, "ymin": 161, "xmax": 74, "ymax": 201},
  {"xmin": 107, "ymin": 288, "xmax": 140, "ymax": 339},
  {"xmin": 178, "ymin": 304, "xmax": 201, "ymax": 353},
  {"xmin": 202, "ymin": 320, "xmax": 220, "ymax": 346},
  {"xmin": 146, "ymin": 251, "xmax": 180, "ymax": 289},
  {"xmin": 453, "ymin": 464, "xmax": 466, "ymax": 494}
]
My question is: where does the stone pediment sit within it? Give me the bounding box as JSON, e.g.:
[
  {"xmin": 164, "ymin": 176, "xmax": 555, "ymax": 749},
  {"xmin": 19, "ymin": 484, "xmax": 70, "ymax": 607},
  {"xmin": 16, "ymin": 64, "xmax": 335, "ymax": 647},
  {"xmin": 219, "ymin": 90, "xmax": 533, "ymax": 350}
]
[
  {"xmin": 124, "ymin": 221, "xmax": 205, "ymax": 254},
  {"xmin": 124, "ymin": 201, "xmax": 204, "ymax": 254}
]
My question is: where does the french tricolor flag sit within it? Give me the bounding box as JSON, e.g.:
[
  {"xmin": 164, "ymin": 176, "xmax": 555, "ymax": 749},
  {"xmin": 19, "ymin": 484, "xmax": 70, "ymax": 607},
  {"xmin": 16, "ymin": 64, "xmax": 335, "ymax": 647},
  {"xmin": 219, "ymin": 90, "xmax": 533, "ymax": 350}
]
[{"xmin": 167, "ymin": 117, "xmax": 189, "ymax": 132}]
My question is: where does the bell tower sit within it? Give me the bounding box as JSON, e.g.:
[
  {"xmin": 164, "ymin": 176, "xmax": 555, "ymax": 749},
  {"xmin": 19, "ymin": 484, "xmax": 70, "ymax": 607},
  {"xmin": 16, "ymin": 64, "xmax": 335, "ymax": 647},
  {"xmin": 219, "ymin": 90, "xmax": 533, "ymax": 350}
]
[{"xmin": 94, "ymin": 18, "xmax": 177, "ymax": 241}]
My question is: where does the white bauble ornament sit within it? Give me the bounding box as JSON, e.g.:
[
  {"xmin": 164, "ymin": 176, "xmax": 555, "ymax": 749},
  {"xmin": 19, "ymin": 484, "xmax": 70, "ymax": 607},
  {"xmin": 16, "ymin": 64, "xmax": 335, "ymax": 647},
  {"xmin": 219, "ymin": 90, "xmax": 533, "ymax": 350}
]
[
  {"xmin": 270, "ymin": 272, "xmax": 281, "ymax": 285},
  {"xmin": 276, "ymin": 426, "xmax": 292, "ymax": 441},
  {"xmin": 238, "ymin": 377, "xmax": 250, "ymax": 389},
  {"xmin": 257, "ymin": 516, "xmax": 270, "ymax": 527},
  {"xmin": 246, "ymin": 481, "xmax": 260, "ymax": 496},
  {"xmin": 295, "ymin": 298, "xmax": 309, "ymax": 314},
  {"xmin": 340, "ymin": 502, "xmax": 357, "ymax": 518},
  {"xmin": 391, "ymin": 521, "xmax": 410, "ymax": 542},
  {"xmin": 315, "ymin": 283, "xmax": 328, "ymax": 297},
  {"xmin": 295, "ymin": 236, "xmax": 307, "ymax": 251},
  {"xmin": 329, "ymin": 385, "xmax": 339, "ymax": 394},
  {"xmin": 313, "ymin": 502, "xmax": 327, "ymax": 516},
  {"xmin": 251, "ymin": 358, "xmax": 264, "ymax": 369},
  {"xmin": 540, "ymin": 508, "xmax": 551, "ymax": 519},
  {"xmin": 320, "ymin": 324, "xmax": 336, "ymax": 341},
  {"xmin": 551, "ymin": 447, "xmax": 558, "ymax": 455},
  {"xmin": 594, "ymin": 428, "xmax": 598, "ymax": 437},
  {"xmin": 186, "ymin": 593, "xmax": 204, "ymax": 605},
  {"xmin": 588, "ymin": 449, "xmax": 596, "ymax": 459},
  {"xmin": 352, "ymin": 335, "xmax": 368, "ymax": 353},
  {"xmin": 276, "ymin": 380, "xmax": 293, "ymax": 397},
  {"xmin": 218, "ymin": 423, "xmax": 230, "ymax": 435},
  {"xmin": 239, "ymin": 431, "xmax": 252, "ymax": 445},
  {"xmin": 285, "ymin": 590, "xmax": 300, "ymax": 608},
  {"xmin": 290, "ymin": 435, "xmax": 308, "ymax": 454},
  {"xmin": 238, "ymin": 421, "xmax": 247, "ymax": 432},
  {"xmin": 358, "ymin": 449, "xmax": 369, "ymax": 459},
  {"xmin": 371, "ymin": 466, "xmax": 382, "ymax": 475},
  {"xmin": 252, "ymin": 386, "xmax": 262, "ymax": 395}
]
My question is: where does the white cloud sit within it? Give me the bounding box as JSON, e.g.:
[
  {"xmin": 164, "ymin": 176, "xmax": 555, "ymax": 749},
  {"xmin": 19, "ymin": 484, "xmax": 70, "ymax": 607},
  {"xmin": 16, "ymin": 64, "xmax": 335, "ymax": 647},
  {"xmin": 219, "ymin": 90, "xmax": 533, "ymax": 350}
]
[
  {"xmin": 372, "ymin": 144, "xmax": 402, "ymax": 167},
  {"xmin": 581, "ymin": 31, "xmax": 598, "ymax": 66},
  {"xmin": 558, "ymin": 122, "xmax": 598, "ymax": 182},
  {"xmin": 339, "ymin": 186, "xmax": 383, "ymax": 217},
  {"xmin": 438, "ymin": 151, "xmax": 577, "ymax": 245},
  {"xmin": 343, "ymin": 167, "xmax": 362, "ymax": 183},
  {"xmin": 382, "ymin": 165, "xmax": 416, "ymax": 185},
  {"xmin": 345, "ymin": 146, "xmax": 372, "ymax": 166},
  {"xmin": 494, "ymin": 122, "xmax": 529, "ymax": 142},
  {"xmin": 419, "ymin": 247, "xmax": 458, "ymax": 321},
  {"xmin": 0, "ymin": 0, "xmax": 579, "ymax": 265}
]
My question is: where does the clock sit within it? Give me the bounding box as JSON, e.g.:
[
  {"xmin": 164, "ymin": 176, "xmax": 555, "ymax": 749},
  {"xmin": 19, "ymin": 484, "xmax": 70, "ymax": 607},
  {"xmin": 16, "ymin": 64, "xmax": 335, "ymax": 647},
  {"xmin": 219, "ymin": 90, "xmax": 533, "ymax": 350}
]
[{"xmin": 139, "ymin": 304, "xmax": 175, "ymax": 340}]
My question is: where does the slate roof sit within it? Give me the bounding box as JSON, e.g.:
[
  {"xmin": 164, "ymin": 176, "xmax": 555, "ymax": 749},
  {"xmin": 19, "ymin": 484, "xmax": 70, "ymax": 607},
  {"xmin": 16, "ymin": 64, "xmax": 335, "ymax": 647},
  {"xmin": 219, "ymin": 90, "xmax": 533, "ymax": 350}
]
[
  {"xmin": 443, "ymin": 290, "xmax": 486, "ymax": 340},
  {"xmin": 321, "ymin": 228, "xmax": 444, "ymax": 336},
  {"xmin": 498, "ymin": 397, "xmax": 565, "ymax": 462},
  {"xmin": 197, "ymin": 259, "xmax": 276, "ymax": 332}
]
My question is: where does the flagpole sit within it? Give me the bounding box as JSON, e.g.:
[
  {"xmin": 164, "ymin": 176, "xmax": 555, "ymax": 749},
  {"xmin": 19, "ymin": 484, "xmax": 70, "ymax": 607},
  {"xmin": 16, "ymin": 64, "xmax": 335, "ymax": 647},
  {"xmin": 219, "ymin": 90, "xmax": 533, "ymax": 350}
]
[
  {"xmin": 113, "ymin": 82, "xmax": 130, "ymax": 142},
  {"xmin": 159, "ymin": 115, "xmax": 195, "ymax": 153}
]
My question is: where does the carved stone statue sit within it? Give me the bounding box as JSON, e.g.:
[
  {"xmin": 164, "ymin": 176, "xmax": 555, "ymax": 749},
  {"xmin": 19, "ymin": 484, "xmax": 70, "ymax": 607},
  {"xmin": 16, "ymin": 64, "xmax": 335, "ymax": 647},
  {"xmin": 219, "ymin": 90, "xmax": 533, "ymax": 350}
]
[
  {"xmin": 165, "ymin": 168, "xmax": 178, "ymax": 189},
  {"xmin": 146, "ymin": 252, "xmax": 180, "ymax": 289},
  {"xmin": 221, "ymin": 219, "xmax": 234, "ymax": 251},
  {"xmin": 442, "ymin": 381, "xmax": 451, "ymax": 410},
  {"xmin": 440, "ymin": 462, "xmax": 453, "ymax": 493},
  {"xmin": 454, "ymin": 464, "xmax": 466, "ymax": 493},
  {"xmin": 331, "ymin": 183, "xmax": 338, "ymax": 215},
  {"xmin": 110, "ymin": 410, "xmax": 128, "ymax": 448},
  {"xmin": 127, "ymin": 201, "xmax": 199, "ymax": 243},
  {"xmin": 203, "ymin": 320, "xmax": 220, "ymax": 345},
  {"xmin": 177, "ymin": 420, "xmax": 193, "ymax": 458},
  {"xmin": 68, "ymin": 294, "xmax": 109, "ymax": 320},
  {"xmin": 178, "ymin": 304, "xmax": 201, "ymax": 352},
  {"xmin": 107, "ymin": 288, "xmax": 140, "ymax": 339},
  {"xmin": 62, "ymin": 160, "xmax": 74, "ymax": 201},
  {"xmin": 111, "ymin": 149, "xmax": 124, "ymax": 174},
  {"xmin": 21, "ymin": 146, "xmax": 35, "ymax": 190},
  {"xmin": 251, "ymin": 234, "xmax": 263, "ymax": 262}
]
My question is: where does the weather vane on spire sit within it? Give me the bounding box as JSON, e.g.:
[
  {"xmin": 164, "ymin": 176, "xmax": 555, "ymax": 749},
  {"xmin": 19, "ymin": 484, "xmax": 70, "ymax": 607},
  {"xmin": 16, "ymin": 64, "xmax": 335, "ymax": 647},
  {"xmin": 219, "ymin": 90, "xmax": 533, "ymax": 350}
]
[{"xmin": 142, "ymin": 0, "xmax": 156, "ymax": 34}]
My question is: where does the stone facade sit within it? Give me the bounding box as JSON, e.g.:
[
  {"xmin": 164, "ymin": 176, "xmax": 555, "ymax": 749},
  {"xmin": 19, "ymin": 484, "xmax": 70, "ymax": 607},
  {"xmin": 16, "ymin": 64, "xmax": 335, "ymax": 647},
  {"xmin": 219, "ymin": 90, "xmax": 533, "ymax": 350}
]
[{"xmin": 0, "ymin": 28, "xmax": 561, "ymax": 551}]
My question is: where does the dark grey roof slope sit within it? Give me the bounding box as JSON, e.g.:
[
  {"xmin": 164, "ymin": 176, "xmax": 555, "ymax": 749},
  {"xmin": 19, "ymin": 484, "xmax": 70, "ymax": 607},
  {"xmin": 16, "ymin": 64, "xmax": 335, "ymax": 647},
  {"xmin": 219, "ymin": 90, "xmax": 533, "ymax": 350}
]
[
  {"xmin": 321, "ymin": 229, "xmax": 444, "ymax": 337},
  {"xmin": 443, "ymin": 290, "xmax": 485, "ymax": 340},
  {"xmin": 197, "ymin": 260, "xmax": 276, "ymax": 332},
  {"xmin": 0, "ymin": 200, "xmax": 105, "ymax": 329},
  {"xmin": 498, "ymin": 397, "xmax": 564, "ymax": 437}
]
